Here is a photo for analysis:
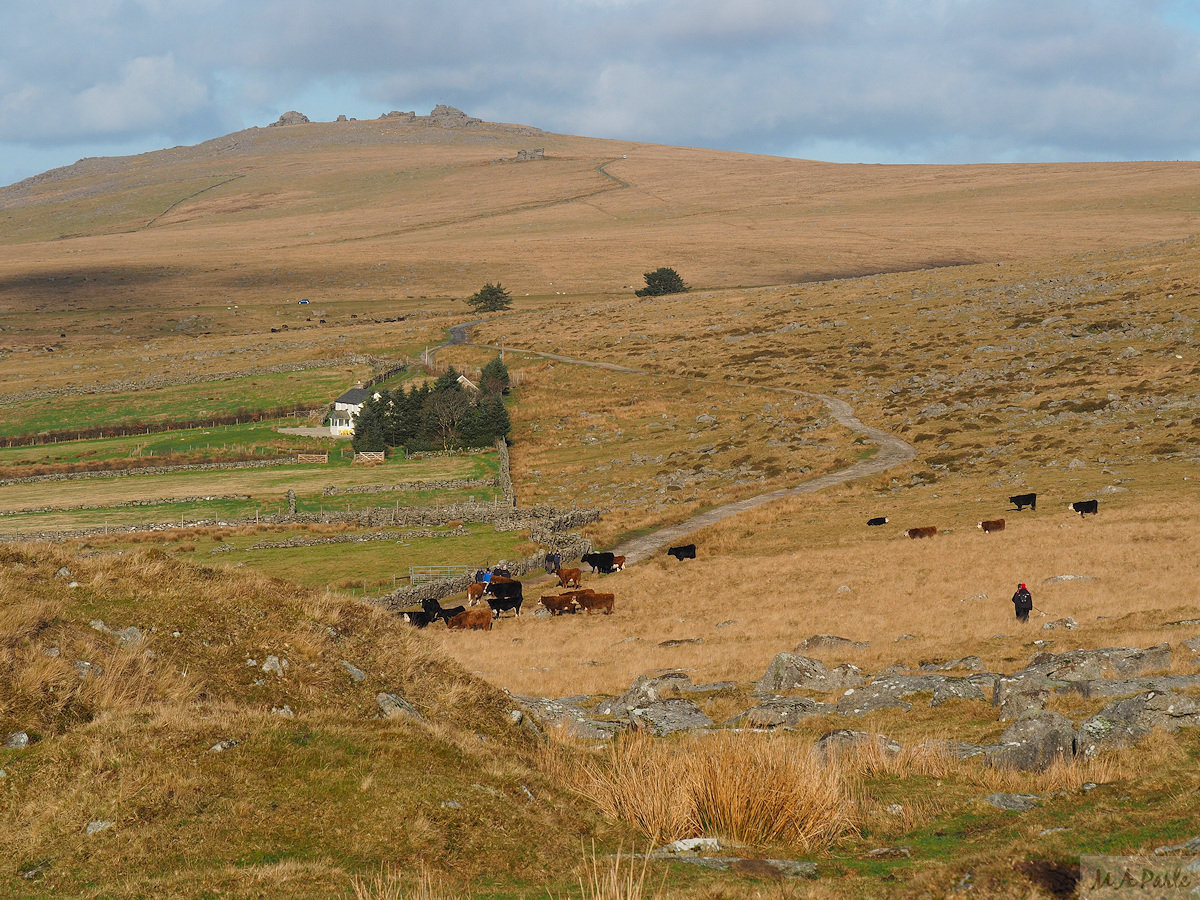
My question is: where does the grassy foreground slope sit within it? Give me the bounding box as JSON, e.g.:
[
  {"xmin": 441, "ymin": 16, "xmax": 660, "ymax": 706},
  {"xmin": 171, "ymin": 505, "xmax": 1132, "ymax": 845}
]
[{"xmin": 0, "ymin": 544, "xmax": 615, "ymax": 898}]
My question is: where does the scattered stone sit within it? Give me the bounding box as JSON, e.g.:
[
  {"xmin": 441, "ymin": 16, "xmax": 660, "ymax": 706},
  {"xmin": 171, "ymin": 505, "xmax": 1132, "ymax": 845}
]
[
  {"xmin": 794, "ymin": 634, "xmax": 869, "ymax": 651},
  {"xmin": 814, "ymin": 730, "xmax": 901, "ymax": 759},
  {"xmin": 628, "ymin": 699, "xmax": 713, "ymax": 735},
  {"xmin": 271, "ymin": 705, "xmax": 294, "ymax": 718},
  {"xmin": 1042, "ymin": 618, "xmax": 1078, "ymax": 631},
  {"xmin": 886, "ymin": 803, "xmax": 904, "ymax": 815},
  {"xmin": 55, "ymin": 567, "xmax": 72, "ymax": 578},
  {"xmin": 593, "ymin": 672, "xmax": 694, "ymax": 716},
  {"xmin": 86, "ymin": 820, "xmax": 114, "ymax": 836},
  {"xmin": 895, "ymin": 633, "xmax": 916, "ymax": 642},
  {"xmin": 340, "ymin": 660, "xmax": 367, "ymax": 682},
  {"xmin": 1166, "ymin": 619, "xmax": 1200, "ymax": 627},
  {"xmin": 987, "ymin": 711, "xmax": 1078, "ymax": 770},
  {"xmin": 1022, "ymin": 644, "xmax": 1172, "ymax": 681},
  {"xmin": 209, "ymin": 739, "xmax": 239, "ymax": 752},
  {"xmin": 1154, "ymin": 835, "xmax": 1200, "ymax": 855},
  {"xmin": 758, "ymin": 652, "xmax": 864, "ymax": 693},
  {"xmin": 1181, "ymin": 636, "xmax": 1200, "ymax": 655},
  {"xmin": 1077, "ymin": 691, "xmax": 1200, "ymax": 756},
  {"xmin": 658, "ymin": 638, "xmax": 703, "ymax": 648},
  {"xmin": 837, "ymin": 674, "xmax": 983, "ymax": 715},
  {"xmin": 984, "ymin": 793, "xmax": 1041, "ymax": 811},
  {"xmin": 726, "ymin": 697, "xmax": 833, "ymax": 728},
  {"xmin": 440, "ymin": 800, "xmax": 462, "ymax": 810},
  {"xmin": 513, "ymin": 695, "xmax": 619, "ymax": 740},
  {"xmin": 42, "ymin": 647, "xmax": 60, "ymax": 658},
  {"xmin": 74, "ymin": 660, "xmax": 101, "ymax": 679},
  {"xmin": 961, "ymin": 592, "xmax": 988, "ymax": 603},
  {"xmin": 1040, "ymin": 574, "xmax": 1097, "ymax": 584},
  {"xmin": 1076, "ymin": 674, "xmax": 1200, "ymax": 699},
  {"xmin": 262, "ymin": 655, "xmax": 288, "ymax": 676},
  {"xmin": 377, "ymin": 692, "xmax": 425, "ymax": 722},
  {"xmin": 715, "ymin": 620, "xmax": 738, "ymax": 628},
  {"xmin": 5, "ymin": 731, "xmax": 29, "ymax": 749},
  {"xmin": 653, "ymin": 837, "xmax": 723, "ymax": 857},
  {"xmin": 920, "ymin": 656, "xmax": 984, "ymax": 672},
  {"xmin": 868, "ymin": 847, "xmax": 912, "ymax": 859}
]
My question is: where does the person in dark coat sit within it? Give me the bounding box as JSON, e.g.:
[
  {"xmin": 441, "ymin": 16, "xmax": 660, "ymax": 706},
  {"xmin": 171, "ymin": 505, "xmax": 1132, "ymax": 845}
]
[{"xmin": 1011, "ymin": 583, "xmax": 1033, "ymax": 622}]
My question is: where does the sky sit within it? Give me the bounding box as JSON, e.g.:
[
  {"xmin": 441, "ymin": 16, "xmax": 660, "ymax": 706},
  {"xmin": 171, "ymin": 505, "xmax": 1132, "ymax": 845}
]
[{"xmin": 4, "ymin": 0, "xmax": 1200, "ymax": 188}]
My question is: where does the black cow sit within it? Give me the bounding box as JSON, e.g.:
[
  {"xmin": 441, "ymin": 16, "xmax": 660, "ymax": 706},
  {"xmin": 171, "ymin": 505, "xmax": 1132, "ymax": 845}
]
[
  {"xmin": 582, "ymin": 551, "xmax": 617, "ymax": 574},
  {"xmin": 1068, "ymin": 499, "xmax": 1099, "ymax": 517},
  {"xmin": 484, "ymin": 579, "xmax": 523, "ymax": 617},
  {"xmin": 400, "ymin": 608, "xmax": 439, "ymax": 628},
  {"xmin": 667, "ymin": 544, "xmax": 696, "ymax": 560},
  {"xmin": 1009, "ymin": 492, "xmax": 1037, "ymax": 511},
  {"xmin": 422, "ymin": 597, "xmax": 466, "ymax": 625},
  {"xmin": 866, "ymin": 516, "xmax": 889, "ymax": 526}
]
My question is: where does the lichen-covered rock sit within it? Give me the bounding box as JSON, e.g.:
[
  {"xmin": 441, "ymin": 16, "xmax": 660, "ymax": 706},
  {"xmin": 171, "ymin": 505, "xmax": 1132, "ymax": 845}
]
[
  {"xmin": 793, "ymin": 634, "xmax": 869, "ymax": 652},
  {"xmin": 987, "ymin": 711, "xmax": 1078, "ymax": 770},
  {"xmin": 726, "ymin": 697, "xmax": 833, "ymax": 728},
  {"xmin": 757, "ymin": 653, "xmax": 864, "ymax": 694},
  {"xmin": 376, "ymin": 692, "xmax": 424, "ymax": 722},
  {"xmin": 592, "ymin": 672, "xmax": 693, "ymax": 716},
  {"xmin": 628, "ymin": 699, "xmax": 713, "ymax": 735},
  {"xmin": 813, "ymin": 730, "xmax": 901, "ymax": 759},
  {"xmin": 1077, "ymin": 691, "xmax": 1200, "ymax": 757}
]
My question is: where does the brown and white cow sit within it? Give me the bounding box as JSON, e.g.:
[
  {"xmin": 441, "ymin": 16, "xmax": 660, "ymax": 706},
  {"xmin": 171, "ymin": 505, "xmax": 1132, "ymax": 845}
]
[
  {"xmin": 540, "ymin": 594, "xmax": 579, "ymax": 615},
  {"xmin": 905, "ymin": 526, "xmax": 938, "ymax": 539},
  {"xmin": 978, "ymin": 518, "xmax": 1005, "ymax": 533},
  {"xmin": 466, "ymin": 583, "xmax": 487, "ymax": 605}
]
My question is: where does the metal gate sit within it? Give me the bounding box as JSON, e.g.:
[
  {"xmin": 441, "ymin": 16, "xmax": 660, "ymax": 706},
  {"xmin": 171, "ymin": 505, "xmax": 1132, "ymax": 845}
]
[{"xmin": 409, "ymin": 565, "xmax": 475, "ymax": 585}]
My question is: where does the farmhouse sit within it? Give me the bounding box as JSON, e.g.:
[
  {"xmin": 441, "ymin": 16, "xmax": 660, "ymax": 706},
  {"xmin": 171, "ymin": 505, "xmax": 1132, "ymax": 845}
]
[{"xmin": 328, "ymin": 385, "xmax": 379, "ymax": 436}]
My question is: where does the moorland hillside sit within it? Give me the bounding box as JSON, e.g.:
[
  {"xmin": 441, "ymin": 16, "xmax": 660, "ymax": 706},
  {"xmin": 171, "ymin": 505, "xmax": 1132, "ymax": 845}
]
[{"xmin": 1, "ymin": 110, "xmax": 1199, "ymax": 898}]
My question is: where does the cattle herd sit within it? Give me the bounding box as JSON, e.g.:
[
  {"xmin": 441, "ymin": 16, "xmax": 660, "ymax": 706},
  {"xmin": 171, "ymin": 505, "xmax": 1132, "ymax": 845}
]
[
  {"xmin": 877, "ymin": 490, "xmax": 1102, "ymax": 539},
  {"xmin": 399, "ymin": 541, "xmax": 704, "ymax": 630}
]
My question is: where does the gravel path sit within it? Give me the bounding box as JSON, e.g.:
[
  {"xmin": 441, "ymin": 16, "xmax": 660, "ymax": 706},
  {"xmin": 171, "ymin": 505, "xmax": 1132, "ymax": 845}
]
[{"xmin": 429, "ymin": 329, "xmax": 918, "ymax": 565}]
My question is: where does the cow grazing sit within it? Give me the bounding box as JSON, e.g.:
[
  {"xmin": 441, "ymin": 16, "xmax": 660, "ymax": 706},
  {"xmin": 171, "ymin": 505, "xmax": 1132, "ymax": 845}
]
[
  {"xmin": 400, "ymin": 608, "xmax": 439, "ymax": 628},
  {"xmin": 422, "ymin": 597, "xmax": 465, "ymax": 625},
  {"xmin": 484, "ymin": 579, "xmax": 523, "ymax": 617},
  {"xmin": 556, "ymin": 567, "xmax": 582, "ymax": 588},
  {"xmin": 540, "ymin": 594, "xmax": 578, "ymax": 615},
  {"xmin": 582, "ymin": 551, "xmax": 617, "ymax": 574},
  {"xmin": 466, "ymin": 583, "xmax": 487, "ymax": 605},
  {"xmin": 667, "ymin": 544, "xmax": 697, "ymax": 560},
  {"xmin": 1068, "ymin": 499, "xmax": 1099, "ymax": 517},
  {"xmin": 866, "ymin": 516, "xmax": 889, "ymax": 526},
  {"xmin": 447, "ymin": 608, "xmax": 493, "ymax": 630},
  {"xmin": 575, "ymin": 592, "xmax": 615, "ymax": 615},
  {"xmin": 978, "ymin": 518, "xmax": 1006, "ymax": 534},
  {"xmin": 905, "ymin": 526, "xmax": 938, "ymax": 539},
  {"xmin": 1009, "ymin": 492, "xmax": 1037, "ymax": 511}
]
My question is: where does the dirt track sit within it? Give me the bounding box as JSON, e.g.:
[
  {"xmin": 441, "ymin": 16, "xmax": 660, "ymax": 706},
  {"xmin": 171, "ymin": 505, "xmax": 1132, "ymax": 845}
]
[{"xmin": 437, "ymin": 328, "xmax": 917, "ymax": 565}]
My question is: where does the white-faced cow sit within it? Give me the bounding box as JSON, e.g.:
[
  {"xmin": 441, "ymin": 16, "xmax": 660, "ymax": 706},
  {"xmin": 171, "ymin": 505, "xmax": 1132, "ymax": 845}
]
[
  {"xmin": 978, "ymin": 518, "xmax": 1005, "ymax": 533},
  {"xmin": 1068, "ymin": 499, "xmax": 1099, "ymax": 517}
]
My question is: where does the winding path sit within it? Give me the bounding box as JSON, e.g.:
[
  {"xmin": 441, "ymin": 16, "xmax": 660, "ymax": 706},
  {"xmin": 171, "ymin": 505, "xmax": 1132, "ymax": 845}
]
[{"xmin": 434, "ymin": 325, "xmax": 917, "ymax": 564}]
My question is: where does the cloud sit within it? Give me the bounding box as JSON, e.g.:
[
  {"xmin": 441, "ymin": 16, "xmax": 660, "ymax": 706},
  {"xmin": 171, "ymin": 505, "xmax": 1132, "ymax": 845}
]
[{"xmin": 3, "ymin": 0, "xmax": 1200, "ymax": 186}]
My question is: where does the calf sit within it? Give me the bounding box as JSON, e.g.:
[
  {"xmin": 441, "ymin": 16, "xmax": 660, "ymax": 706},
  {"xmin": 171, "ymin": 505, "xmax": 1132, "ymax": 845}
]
[
  {"xmin": 422, "ymin": 598, "xmax": 465, "ymax": 625},
  {"xmin": 466, "ymin": 583, "xmax": 486, "ymax": 605},
  {"xmin": 866, "ymin": 516, "xmax": 889, "ymax": 526},
  {"xmin": 667, "ymin": 543, "xmax": 696, "ymax": 560},
  {"xmin": 540, "ymin": 594, "xmax": 578, "ymax": 615},
  {"xmin": 905, "ymin": 526, "xmax": 938, "ymax": 539},
  {"xmin": 400, "ymin": 608, "xmax": 439, "ymax": 628},
  {"xmin": 447, "ymin": 608, "xmax": 493, "ymax": 630},
  {"xmin": 611, "ymin": 555, "xmax": 626, "ymax": 571},
  {"xmin": 484, "ymin": 579, "xmax": 523, "ymax": 617},
  {"xmin": 556, "ymin": 567, "xmax": 582, "ymax": 589},
  {"xmin": 1068, "ymin": 499, "xmax": 1099, "ymax": 517},
  {"xmin": 575, "ymin": 592, "xmax": 615, "ymax": 615},
  {"xmin": 977, "ymin": 518, "xmax": 1005, "ymax": 534},
  {"xmin": 1009, "ymin": 492, "xmax": 1037, "ymax": 511}
]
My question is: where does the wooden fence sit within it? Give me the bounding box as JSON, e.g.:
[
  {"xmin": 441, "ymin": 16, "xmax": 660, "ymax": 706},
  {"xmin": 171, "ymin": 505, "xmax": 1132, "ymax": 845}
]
[
  {"xmin": 353, "ymin": 451, "xmax": 385, "ymax": 465},
  {"xmin": 296, "ymin": 453, "xmax": 330, "ymax": 464}
]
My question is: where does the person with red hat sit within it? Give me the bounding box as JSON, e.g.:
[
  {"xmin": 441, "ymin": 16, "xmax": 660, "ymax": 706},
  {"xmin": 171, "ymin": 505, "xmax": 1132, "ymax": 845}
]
[{"xmin": 1011, "ymin": 583, "xmax": 1033, "ymax": 622}]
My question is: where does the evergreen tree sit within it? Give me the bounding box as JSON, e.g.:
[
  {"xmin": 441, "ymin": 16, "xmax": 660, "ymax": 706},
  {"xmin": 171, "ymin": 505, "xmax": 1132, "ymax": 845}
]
[
  {"xmin": 635, "ymin": 267, "xmax": 688, "ymax": 297},
  {"xmin": 465, "ymin": 282, "xmax": 513, "ymax": 313},
  {"xmin": 350, "ymin": 392, "xmax": 387, "ymax": 452},
  {"xmin": 480, "ymin": 356, "xmax": 511, "ymax": 395}
]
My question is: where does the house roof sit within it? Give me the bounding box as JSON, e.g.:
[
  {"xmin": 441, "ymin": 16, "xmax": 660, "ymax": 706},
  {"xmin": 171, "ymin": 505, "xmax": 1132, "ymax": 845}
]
[{"xmin": 335, "ymin": 387, "xmax": 372, "ymax": 405}]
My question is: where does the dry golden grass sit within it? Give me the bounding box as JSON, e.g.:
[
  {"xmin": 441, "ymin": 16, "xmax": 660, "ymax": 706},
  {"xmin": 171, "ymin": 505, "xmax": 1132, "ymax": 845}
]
[{"xmin": 569, "ymin": 731, "xmax": 856, "ymax": 852}]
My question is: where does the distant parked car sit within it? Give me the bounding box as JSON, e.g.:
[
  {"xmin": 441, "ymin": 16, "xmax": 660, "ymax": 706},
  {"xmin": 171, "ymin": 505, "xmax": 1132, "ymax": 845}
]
[{"xmin": 298, "ymin": 298, "xmax": 309, "ymax": 304}]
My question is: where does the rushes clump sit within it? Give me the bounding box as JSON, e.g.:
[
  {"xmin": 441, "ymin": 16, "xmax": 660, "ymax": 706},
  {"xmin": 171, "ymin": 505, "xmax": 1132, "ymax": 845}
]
[{"xmin": 573, "ymin": 731, "xmax": 857, "ymax": 851}]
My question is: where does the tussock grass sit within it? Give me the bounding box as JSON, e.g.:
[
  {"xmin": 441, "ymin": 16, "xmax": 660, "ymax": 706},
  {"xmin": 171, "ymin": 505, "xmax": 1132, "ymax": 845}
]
[{"xmin": 570, "ymin": 731, "xmax": 856, "ymax": 851}]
